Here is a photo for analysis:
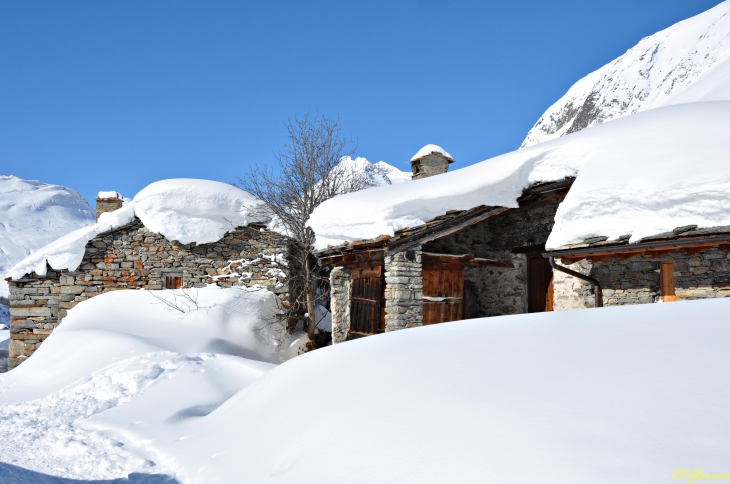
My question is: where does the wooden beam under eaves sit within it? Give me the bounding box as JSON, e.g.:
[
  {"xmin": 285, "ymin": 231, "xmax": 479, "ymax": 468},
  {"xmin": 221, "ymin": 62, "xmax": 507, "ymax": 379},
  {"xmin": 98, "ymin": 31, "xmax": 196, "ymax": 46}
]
[
  {"xmin": 618, "ymin": 252, "xmax": 642, "ymax": 260},
  {"xmin": 645, "ymin": 249, "xmax": 677, "ymax": 258},
  {"xmin": 422, "ymin": 252, "xmax": 513, "ymax": 269},
  {"xmin": 318, "ymin": 249, "xmax": 385, "ymax": 267}
]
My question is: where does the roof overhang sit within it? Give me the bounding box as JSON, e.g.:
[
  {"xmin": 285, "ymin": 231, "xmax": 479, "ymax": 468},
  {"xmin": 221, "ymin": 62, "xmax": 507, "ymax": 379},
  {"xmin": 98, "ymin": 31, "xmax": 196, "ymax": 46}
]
[{"xmin": 544, "ymin": 234, "xmax": 730, "ymax": 263}]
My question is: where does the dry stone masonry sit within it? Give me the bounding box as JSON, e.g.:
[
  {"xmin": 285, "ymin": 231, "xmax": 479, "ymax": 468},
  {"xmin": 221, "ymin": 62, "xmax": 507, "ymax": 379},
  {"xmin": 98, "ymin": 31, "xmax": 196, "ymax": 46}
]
[
  {"xmin": 553, "ymin": 247, "xmax": 730, "ymax": 309},
  {"xmin": 329, "ymin": 266, "xmax": 352, "ymax": 344},
  {"xmin": 384, "ymin": 248, "xmax": 423, "ymax": 331},
  {"xmin": 7, "ymin": 217, "xmax": 292, "ymax": 369},
  {"xmin": 424, "ymin": 199, "xmax": 559, "ymax": 317}
]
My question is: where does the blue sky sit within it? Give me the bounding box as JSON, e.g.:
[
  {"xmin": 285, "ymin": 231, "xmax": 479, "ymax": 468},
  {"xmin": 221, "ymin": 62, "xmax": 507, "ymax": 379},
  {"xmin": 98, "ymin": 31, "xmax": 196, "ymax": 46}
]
[{"xmin": 0, "ymin": 0, "xmax": 723, "ymax": 204}]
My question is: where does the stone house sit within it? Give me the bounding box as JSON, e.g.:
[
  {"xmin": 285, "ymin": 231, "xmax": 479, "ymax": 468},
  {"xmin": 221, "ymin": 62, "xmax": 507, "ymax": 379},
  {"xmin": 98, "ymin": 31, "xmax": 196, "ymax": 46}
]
[
  {"xmin": 319, "ymin": 147, "xmax": 730, "ymax": 343},
  {"xmin": 5, "ymin": 191, "xmax": 294, "ymax": 369}
]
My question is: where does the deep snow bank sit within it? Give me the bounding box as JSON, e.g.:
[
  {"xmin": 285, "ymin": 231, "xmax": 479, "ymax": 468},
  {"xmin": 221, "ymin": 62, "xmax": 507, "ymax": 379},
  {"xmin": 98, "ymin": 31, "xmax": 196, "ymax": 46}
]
[
  {"xmin": 7, "ymin": 179, "xmax": 269, "ymax": 280},
  {"xmin": 0, "ymin": 175, "xmax": 94, "ymax": 296},
  {"xmin": 308, "ymin": 101, "xmax": 730, "ymax": 249},
  {"xmin": 162, "ymin": 298, "xmax": 730, "ymax": 484},
  {"xmin": 0, "ymin": 286, "xmax": 306, "ymax": 480}
]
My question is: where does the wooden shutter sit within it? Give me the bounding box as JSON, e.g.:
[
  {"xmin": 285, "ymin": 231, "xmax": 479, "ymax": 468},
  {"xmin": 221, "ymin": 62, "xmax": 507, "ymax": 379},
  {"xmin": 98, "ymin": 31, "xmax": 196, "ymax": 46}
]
[
  {"xmin": 163, "ymin": 274, "xmax": 183, "ymax": 289},
  {"xmin": 660, "ymin": 261, "xmax": 677, "ymax": 302},
  {"xmin": 422, "ymin": 267, "xmax": 464, "ymax": 325},
  {"xmin": 527, "ymin": 253, "xmax": 554, "ymax": 313},
  {"xmin": 350, "ymin": 267, "xmax": 384, "ymax": 336}
]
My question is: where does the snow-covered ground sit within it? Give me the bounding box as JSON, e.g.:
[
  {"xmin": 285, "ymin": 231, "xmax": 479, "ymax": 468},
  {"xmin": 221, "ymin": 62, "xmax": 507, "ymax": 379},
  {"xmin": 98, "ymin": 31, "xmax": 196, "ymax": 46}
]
[
  {"xmin": 0, "ymin": 286, "xmax": 306, "ymax": 479},
  {"xmin": 522, "ymin": 1, "xmax": 730, "ymax": 147},
  {"xmin": 1, "ymin": 295, "xmax": 729, "ymax": 483},
  {"xmin": 0, "ymin": 175, "xmax": 94, "ymax": 297},
  {"xmin": 308, "ymin": 101, "xmax": 730, "ymax": 249}
]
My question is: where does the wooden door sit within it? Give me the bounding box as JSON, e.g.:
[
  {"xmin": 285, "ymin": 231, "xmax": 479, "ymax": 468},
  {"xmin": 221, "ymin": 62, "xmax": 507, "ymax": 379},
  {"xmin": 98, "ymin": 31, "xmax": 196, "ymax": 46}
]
[
  {"xmin": 527, "ymin": 253, "xmax": 553, "ymax": 313},
  {"xmin": 350, "ymin": 267, "xmax": 385, "ymax": 336},
  {"xmin": 422, "ymin": 267, "xmax": 464, "ymax": 325}
]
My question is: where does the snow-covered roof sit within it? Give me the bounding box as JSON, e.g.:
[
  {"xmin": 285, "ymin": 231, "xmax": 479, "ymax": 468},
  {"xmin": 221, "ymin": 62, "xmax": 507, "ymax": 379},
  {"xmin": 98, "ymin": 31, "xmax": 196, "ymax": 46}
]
[
  {"xmin": 7, "ymin": 179, "xmax": 269, "ymax": 280},
  {"xmin": 96, "ymin": 191, "xmax": 122, "ymax": 200},
  {"xmin": 410, "ymin": 144, "xmax": 454, "ymax": 163},
  {"xmin": 307, "ymin": 101, "xmax": 730, "ymax": 250}
]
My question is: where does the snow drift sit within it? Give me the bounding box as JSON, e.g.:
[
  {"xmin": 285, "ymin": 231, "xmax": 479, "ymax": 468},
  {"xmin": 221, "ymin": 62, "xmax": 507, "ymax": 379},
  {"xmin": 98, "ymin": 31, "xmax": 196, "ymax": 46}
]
[
  {"xmin": 6, "ymin": 179, "xmax": 270, "ymax": 280},
  {"xmin": 0, "ymin": 286, "xmax": 306, "ymax": 479},
  {"xmin": 0, "ymin": 175, "xmax": 94, "ymax": 297},
  {"xmin": 2, "ymin": 296, "xmax": 730, "ymax": 483},
  {"xmin": 522, "ymin": 1, "xmax": 730, "ymax": 147},
  {"xmin": 308, "ymin": 101, "xmax": 730, "ymax": 249},
  {"xmin": 156, "ymin": 298, "xmax": 730, "ymax": 484}
]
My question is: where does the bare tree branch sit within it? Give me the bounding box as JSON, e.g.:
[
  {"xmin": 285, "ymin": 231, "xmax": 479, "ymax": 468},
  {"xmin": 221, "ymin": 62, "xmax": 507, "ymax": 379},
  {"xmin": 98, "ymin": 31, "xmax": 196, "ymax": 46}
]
[{"xmin": 238, "ymin": 113, "xmax": 373, "ymax": 344}]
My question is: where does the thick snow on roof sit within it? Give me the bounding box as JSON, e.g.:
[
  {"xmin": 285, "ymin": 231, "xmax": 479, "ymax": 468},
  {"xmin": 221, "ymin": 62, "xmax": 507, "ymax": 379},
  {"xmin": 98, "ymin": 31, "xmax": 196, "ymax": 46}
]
[
  {"xmin": 308, "ymin": 101, "xmax": 730, "ymax": 250},
  {"xmin": 410, "ymin": 144, "xmax": 453, "ymax": 162},
  {"xmin": 133, "ymin": 179, "xmax": 267, "ymax": 245},
  {"xmin": 7, "ymin": 179, "xmax": 269, "ymax": 280},
  {"xmin": 2, "ymin": 297, "xmax": 729, "ymax": 481},
  {"xmin": 96, "ymin": 191, "xmax": 122, "ymax": 199}
]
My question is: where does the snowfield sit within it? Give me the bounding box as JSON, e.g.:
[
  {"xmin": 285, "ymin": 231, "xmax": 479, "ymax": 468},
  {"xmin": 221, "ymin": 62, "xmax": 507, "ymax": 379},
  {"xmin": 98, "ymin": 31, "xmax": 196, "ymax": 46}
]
[
  {"xmin": 522, "ymin": 1, "xmax": 730, "ymax": 146},
  {"xmin": 308, "ymin": 101, "xmax": 730, "ymax": 249},
  {"xmin": 0, "ymin": 175, "xmax": 94, "ymax": 297},
  {"xmin": 0, "ymin": 286, "xmax": 306, "ymax": 479},
  {"xmin": 0, "ymin": 295, "xmax": 729, "ymax": 483}
]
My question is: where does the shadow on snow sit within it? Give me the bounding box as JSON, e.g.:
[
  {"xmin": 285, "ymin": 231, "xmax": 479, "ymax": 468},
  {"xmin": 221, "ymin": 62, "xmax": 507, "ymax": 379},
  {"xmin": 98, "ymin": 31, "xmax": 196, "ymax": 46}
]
[{"xmin": 0, "ymin": 462, "xmax": 180, "ymax": 484}]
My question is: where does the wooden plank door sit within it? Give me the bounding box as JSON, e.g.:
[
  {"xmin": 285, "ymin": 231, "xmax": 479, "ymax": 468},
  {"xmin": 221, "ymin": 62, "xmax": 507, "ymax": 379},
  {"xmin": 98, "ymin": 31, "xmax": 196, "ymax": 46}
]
[
  {"xmin": 422, "ymin": 267, "xmax": 464, "ymax": 325},
  {"xmin": 527, "ymin": 253, "xmax": 554, "ymax": 313},
  {"xmin": 350, "ymin": 267, "xmax": 385, "ymax": 336}
]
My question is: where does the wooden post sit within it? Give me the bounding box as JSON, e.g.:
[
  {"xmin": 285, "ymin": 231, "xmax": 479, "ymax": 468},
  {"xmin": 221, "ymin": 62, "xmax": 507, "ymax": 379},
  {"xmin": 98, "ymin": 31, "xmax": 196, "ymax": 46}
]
[{"xmin": 660, "ymin": 261, "xmax": 677, "ymax": 302}]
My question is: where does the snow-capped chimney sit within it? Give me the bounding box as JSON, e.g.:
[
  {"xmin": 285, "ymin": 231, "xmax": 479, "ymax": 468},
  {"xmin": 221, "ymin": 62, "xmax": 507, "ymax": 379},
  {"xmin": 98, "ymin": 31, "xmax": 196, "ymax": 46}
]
[
  {"xmin": 409, "ymin": 144, "xmax": 454, "ymax": 180},
  {"xmin": 95, "ymin": 191, "xmax": 123, "ymax": 221}
]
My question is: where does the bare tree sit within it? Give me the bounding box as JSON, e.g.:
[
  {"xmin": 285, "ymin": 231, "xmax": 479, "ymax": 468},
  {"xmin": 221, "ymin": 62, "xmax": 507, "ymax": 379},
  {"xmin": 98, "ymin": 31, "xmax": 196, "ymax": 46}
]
[{"xmin": 239, "ymin": 113, "xmax": 373, "ymax": 344}]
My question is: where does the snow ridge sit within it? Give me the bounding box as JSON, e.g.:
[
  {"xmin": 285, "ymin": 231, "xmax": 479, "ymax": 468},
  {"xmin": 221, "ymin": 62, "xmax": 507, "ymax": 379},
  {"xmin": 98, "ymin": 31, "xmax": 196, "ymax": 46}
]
[{"xmin": 522, "ymin": 1, "xmax": 730, "ymax": 147}]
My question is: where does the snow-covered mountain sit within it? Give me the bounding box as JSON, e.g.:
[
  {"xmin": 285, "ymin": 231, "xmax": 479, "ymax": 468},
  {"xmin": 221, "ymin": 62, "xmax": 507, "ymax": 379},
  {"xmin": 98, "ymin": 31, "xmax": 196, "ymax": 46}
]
[
  {"xmin": 522, "ymin": 1, "xmax": 730, "ymax": 147},
  {"xmin": 337, "ymin": 156, "xmax": 411, "ymax": 186},
  {"xmin": 0, "ymin": 175, "xmax": 95, "ymax": 300}
]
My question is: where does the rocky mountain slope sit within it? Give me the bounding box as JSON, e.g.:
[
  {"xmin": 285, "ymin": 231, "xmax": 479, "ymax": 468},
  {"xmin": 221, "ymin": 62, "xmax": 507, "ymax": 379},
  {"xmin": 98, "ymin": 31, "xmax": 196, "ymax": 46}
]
[
  {"xmin": 522, "ymin": 1, "xmax": 730, "ymax": 147},
  {"xmin": 0, "ymin": 175, "xmax": 94, "ymax": 303},
  {"xmin": 337, "ymin": 156, "xmax": 411, "ymax": 186}
]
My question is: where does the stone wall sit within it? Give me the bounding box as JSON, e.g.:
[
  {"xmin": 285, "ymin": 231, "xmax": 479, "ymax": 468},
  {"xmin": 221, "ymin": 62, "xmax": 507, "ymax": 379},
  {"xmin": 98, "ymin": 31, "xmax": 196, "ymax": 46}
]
[
  {"xmin": 384, "ymin": 248, "xmax": 423, "ymax": 332},
  {"xmin": 7, "ymin": 217, "xmax": 292, "ymax": 369},
  {"xmin": 329, "ymin": 266, "xmax": 352, "ymax": 343},
  {"xmin": 553, "ymin": 247, "xmax": 730, "ymax": 310},
  {"xmin": 424, "ymin": 199, "xmax": 559, "ymax": 317}
]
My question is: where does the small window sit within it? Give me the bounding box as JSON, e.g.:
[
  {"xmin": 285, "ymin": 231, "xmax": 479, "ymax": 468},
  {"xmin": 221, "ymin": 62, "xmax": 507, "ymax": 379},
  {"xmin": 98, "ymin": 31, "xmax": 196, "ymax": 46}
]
[
  {"xmin": 660, "ymin": 261, "xmax": 677, "ymax": 302},
  {"xmin": 163, "ymin": 272, "xmax": 183, "ymax": 289}
]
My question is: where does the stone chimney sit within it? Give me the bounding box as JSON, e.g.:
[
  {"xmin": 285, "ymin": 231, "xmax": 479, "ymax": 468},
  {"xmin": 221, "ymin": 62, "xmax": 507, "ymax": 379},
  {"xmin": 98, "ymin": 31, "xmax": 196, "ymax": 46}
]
[
  {"xmin": 95, "ymin": 191, "xmax": 123, "ymax": 221},
  {"xmin": 409, "ymin": 144, "xmax": 454, "ymax": 180}
]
